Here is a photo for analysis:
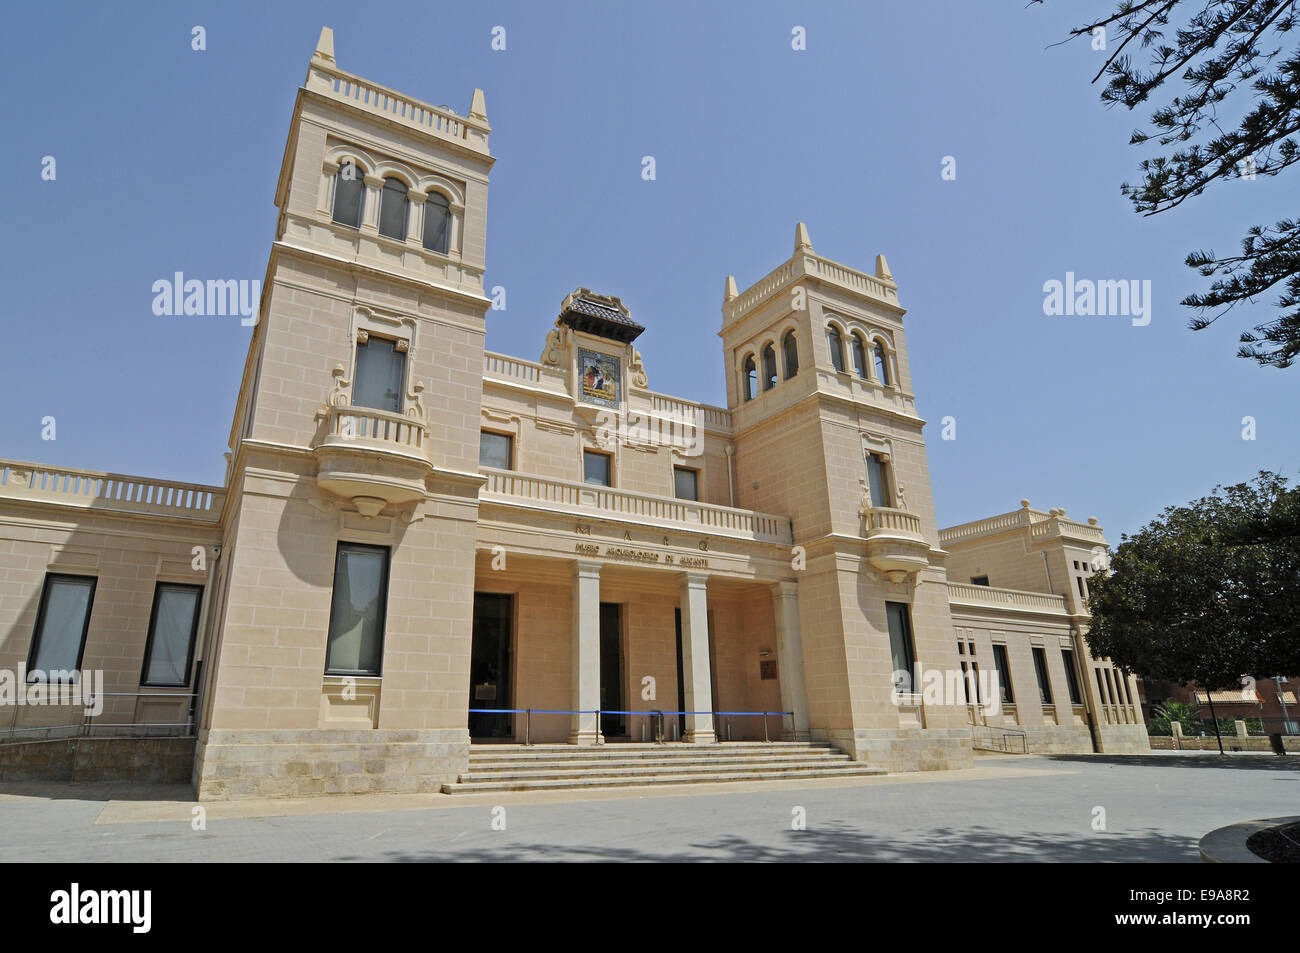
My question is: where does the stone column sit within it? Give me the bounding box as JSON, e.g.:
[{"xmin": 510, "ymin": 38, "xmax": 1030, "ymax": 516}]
[
  {"xmin": 771, "ymin": 581, "xmax": 811, "ymax": 740},
  {"xmin": 406, "ymin": 190, "xmax": 426, "ymax": 247},
  {"xmin": 679, "ymin": 572, "xmax": 715, "ymax": 744},
  {"xmin": 569, "ymin": 560, "xmax": 602, "ymax": 745},
  {"xmin": 361, "ymin": 175, "xmax": 384, "ymax": 232}
]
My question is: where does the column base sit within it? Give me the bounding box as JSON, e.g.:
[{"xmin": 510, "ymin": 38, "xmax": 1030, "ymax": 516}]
[
  {"xmin": 782, "ymin": 729, "xmax": 812, "ymax": 742},
  {"xmin": 567, "ymin": 730, "xmax": 604, "ymax": 746},
  {"xmin": 683, "ymin": 730, "xmax": 716, "ymax": 744}
]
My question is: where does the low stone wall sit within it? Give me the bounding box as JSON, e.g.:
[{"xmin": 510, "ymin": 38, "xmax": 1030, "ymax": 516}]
[
  {"xmin": 1148, "ymin": 735, "xmax": 1300, "ymax": 753},
  {"xmin": 192, "ymin": 728, "xmax": 470, "ymax": 800},
  {"xmin": 1011, "ymin": 724, "xmax": 1095, "ymax": 755},
  {"xmin": 822, "ymin": 727, "xmax": 975, "ymax": 772},
  {"xmin": 1096, "ymin": 724, "xmax": 1151, "ymax": 754},
  {"xmin": 0, "ymin": 737, "xmax": 195, "ymax": 783}
]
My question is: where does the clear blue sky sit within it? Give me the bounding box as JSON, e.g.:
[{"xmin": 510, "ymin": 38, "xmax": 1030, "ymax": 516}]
[{"xmin": 1, "ymin": 1, "xmax": 1294, "ymax": 541}]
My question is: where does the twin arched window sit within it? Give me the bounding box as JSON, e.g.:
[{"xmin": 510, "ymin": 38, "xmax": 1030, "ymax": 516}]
[
  {"xmin": 331, "ymin": 160, "xmax": 365, "ymax": 228},
  {"xmin": 379, "ymin": 177, "xmax": 409, "ymax": 241},
  {"xmin": 782, "ymin": 331, "xmax": 799, "ymax": 378},
  {"xmin": 826, "ymin": 327, "xmax": 845, "ymax": 373},
  {"xmin": 851, "ymin": 334, "xmax": 869, "ymax": 379},
  {"xmin": 331, "ymin": 162, "xmax": 454, "ymax": 256},
  {"xmin": 743, "ymin": 355, "xmax": 758, "ymax": 401},
  {"xmin": 762, "ymin": 344, "xmax": 777, "ymax": 391},
  {"xmin": 874, "ymin": 341, "xmax": 891, "ymax": 386}
]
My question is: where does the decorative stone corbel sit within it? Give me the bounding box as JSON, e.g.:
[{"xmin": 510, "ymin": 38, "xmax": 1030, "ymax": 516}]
[
  {"xmin": 328, "ymin": 364, "xmax": 351, "ymax": 407},
  {"xmin": 541, "ymin": 327, "xmax": 564, "ymax": 367},
  {"xmin": 630, "ymin": 348, "xmax": 648, "ymax": 389},
  {"xmin": 406, "ymin": 380, "xmax": 426, "ymax": 419}
]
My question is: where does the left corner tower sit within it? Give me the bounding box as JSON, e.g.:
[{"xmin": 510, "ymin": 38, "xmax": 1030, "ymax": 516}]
[{"xmin": 193, "ymin": 27, "xmax": 494, "ymax": 800}]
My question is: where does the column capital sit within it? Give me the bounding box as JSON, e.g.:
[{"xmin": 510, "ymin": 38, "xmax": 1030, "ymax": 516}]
[
  {"xmin": 679, "ymin": 570, "xmax": 709, "ymax": 590},
  {"xmin": 574, "ymin": 559, "xmax": 602, "ymax": 579},
  {"xmin": 771, "ymin": 579, "xmax": 799, "ymax": 599}
]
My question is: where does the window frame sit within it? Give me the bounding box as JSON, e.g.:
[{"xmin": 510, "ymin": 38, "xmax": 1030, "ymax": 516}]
[
  {"xmin": 351, "ymin": 333, "xmax": 407, "ymax": 414},
  {"xmin": 324, "ymin": 542, "xmax": 392, "ymax": 677},
  {"xmin": 781, "ymin": 330, "xmax": 799, "ymax": 379},
  {"xmin": 991, "ymin": 643, "xmax": 1015, "ymax": 705},
  {"xmin": 1061, "ymin": 649, "xmax": 1084, "ymax": 705},
  {"xmin": 851, "ymin": 333, "xmax": 869, "ymax": 379},
  {"xmin": 26, "ymin": 573, "xmax": 97, "ymax": 682},
  {"xmin": 673, "ymin": 466, "xmax": 699, "ymax": 501},
  {"xmin": 139, "ymin": 581, "xmax": 204, "ymax": 688},
  {"xmin": 479, "ymin": 430, "xmax": 514, "ymax": 470},
  {"xmin": 873, "ymin": 340, "xmax": 891, "ymax": 386},
  {"xmin": 827, "ymin": 326, "xmax": 845, "ymax": 373},
  {"xmin": 583, "ymin": 450, "xmax": 612, "ymax": 487},
  {"xmin": 742, "ymin": 355, "xmax": 757, "ymax": 401},
  {"xmin": 885, "ymin": 601, "xmax": 917, "ymax": 694},
  {"xmin": 1031, "ymin": 646, "xmax": 1053, "ymax": 706}
]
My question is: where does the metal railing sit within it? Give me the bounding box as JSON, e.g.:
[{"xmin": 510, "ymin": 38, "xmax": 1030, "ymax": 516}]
[
  {"xmin": 3, "ymin": 691, "xmax": 197, "ymax": 743},
  {"xmin": 970, "ymin": 723, "xmax": 1028, "ymax": 754},
  {"xmin": 467, "ymin": 708, "xmax": 795, "ymax": 746}
]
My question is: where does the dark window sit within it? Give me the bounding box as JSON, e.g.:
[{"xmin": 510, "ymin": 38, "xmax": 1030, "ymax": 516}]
[
  {"xmin": 1076, "ymin": 576, "xmax": 1087, "ymax": 599},
  {"xmin": 422, "ymin": 191, "xmax": 451, "ymax": 254},
  {"xmin": 27, "ymin": 574, "xmax": 96, "ymax": 680},
  {"xmin": 852, "ymin": 334, "xmax": 869, "ymax": 379},
  {"xmin": 885, "ymin": 602, "xmax": 917, "ymax": 693},
  {"xmin": 782, "ymin": 331, "xmax": 799, "ymax": 379},
  {"xmin": 331, "ymin": 160, "xmax": 365, "ymax": 228},
  {"xmin": 970, "ymin": 575, "xmax": 990, "ymax": 587},
  {"xmin": 991, "ymin": 644, "xmax": 1014, "ymax": 705},
  {"xmin": 759, "ymin": 659, "xmax": 779, "ymax": 680},
  {"xmin": 378, "ymin": 176, "xmax": 409, "ymax": 241},
  {"xmin": 865, "ymin": 452, "xmax": 891, "ymax": 508},
  {"xmin": 874, "ymin": 342, "xmax": 891, "ymax": 385},
  {"xmin": 742, "ymin": 355, "xmax": 757, "ymax": 401},
  {"xmin": 352, "ymin": 336, "xmax": 405, "ymax": 413},
  {"xmin": 325, "ymin": 543, "xmax": 390, "ymax": 676},
  {"xmin": 1061, "ymin": 649, "xmax": 1083, "ymax": 705},
  {"xmin": 141, "ymin": 583, "xmax": 203, "ymax": 687},
  {"xmin": 762, "ymin": 344, "xmax": 777, "ymax": 391},
  {"xmin": 479, "ymin": 431, "xmax": 513, "ymax": 470},
  {"xmin": 673, "ymin": 467, "xmax": 698, "ymax": 501},
  {"xmin": 1032, "ymin": 647, "xmax": 1053, "ymax": 706},
  {"xmin": 583, "ymin": 451, "xmax": 611, "ymax": 487},
  {"xmin": 827, "ymin": 327, "xmax": 845, "ymax": 373}
]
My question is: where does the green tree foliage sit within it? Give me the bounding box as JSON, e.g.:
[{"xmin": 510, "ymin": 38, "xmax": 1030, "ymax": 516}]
[
  {"xmin": 1038, "ymin": 1, "xmax": 1300, "ymax": 367},
  {"xmin": 1086, "ymin": 472, "xmax": 1300, "ymax": 688}
]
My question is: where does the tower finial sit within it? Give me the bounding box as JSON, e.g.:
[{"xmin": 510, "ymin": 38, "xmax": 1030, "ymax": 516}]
[
  {"xmin": 724, "ymin": 275, "xmax": 739, "ymax": 302},
  {"xmin": 314, "ymin": 26, "xmax": 336, "ymax": 64},
  {"xmin": 875, "ymin": 254, "xmax": 893, "ymax": 280},
  {"xmin": 469, "ymin": 88, "xmax": 488, "ymax": 121},
  {"xmin": 794, "ymin": 222, "xmax": 813, "ymax": 254}
]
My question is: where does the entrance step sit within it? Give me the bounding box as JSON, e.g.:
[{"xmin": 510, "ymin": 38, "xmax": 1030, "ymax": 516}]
[{"xmin": 443, "ymin": 741, "xmax": 884, "ymax": 793}]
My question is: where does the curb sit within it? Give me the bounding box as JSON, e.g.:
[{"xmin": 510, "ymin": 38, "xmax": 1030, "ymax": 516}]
[{"xmin": 1199, "ymin": 815, "xmax": 1300, "ymax": 863}]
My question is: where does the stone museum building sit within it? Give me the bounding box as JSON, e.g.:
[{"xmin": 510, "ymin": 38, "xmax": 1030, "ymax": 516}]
[{"xmin": 0, "ymin": 30, "xmax": 1148, "ymax": 799}]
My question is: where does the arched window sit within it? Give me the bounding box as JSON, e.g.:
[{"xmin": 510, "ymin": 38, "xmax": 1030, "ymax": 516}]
[
  {"xmin": 378, "ymin": 177, "xmax": 409, "ymax": 241},
  {"xmin": 826, "ymin": 327, "xmax": 845, "ymax": 373},
  {"xmin": 852, "ymin": 334, "xmax": 869, "ymax": 379},
  {"xmin": 742, "ymin": 355, "xmax": 757, "ymax": 401},
  {"xmin": 782, "ymin": 330, "xmax": 799, "ymax": 379},
  {"xmin": 762, "ymin": 344, "xmax": 777, "ymax": 391},
  {"xmin": 422, "ymin": 191, "xmax": 451, "ymax": 254},
  {"xmin": 874, "ymin": 341, "xmax": 891, "ymax": 386},
  {"xmin": 331, "ymin": 160, "xmax": 365, "ymax": 228}
]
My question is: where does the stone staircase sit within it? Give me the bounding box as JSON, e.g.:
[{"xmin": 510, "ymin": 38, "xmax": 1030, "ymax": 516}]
[{"xmin": 441, "ymin": 741, "xmax": 884, "ymax": 794}]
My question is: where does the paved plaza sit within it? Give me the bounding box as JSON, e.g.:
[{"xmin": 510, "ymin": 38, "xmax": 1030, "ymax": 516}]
[{"xmin": 1, "ymin": 752, "xmax": 1295, "ymax": 862}]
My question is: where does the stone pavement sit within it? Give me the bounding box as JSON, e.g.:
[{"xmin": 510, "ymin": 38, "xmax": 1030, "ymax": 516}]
[{"xmin": 1, "ymin": 752, "xmax": 1296, "ymax": 862}]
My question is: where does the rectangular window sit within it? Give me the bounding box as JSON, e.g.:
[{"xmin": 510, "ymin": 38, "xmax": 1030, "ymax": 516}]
[
  {"xmin": 1076, "ymin": 575, "xmax": 1087, "ymax": 599},
  {"xmin": 1031, "ymin": 647, "xmax": 1053, "ymax": 706},
  {"xmin": 27, "ymin": 574, "xmax": 96, "ymax": 680},
  {"xmin": 325, "ymin": 543, "xmax": 390, "ymax": 676},
  {"xmin": 1061, "ymin": 649, "xmax": 1083, "ymax": 705},
  {"xmin": 352, "ymin": 337, "xmax": 405, "ymax": 414},
  {"xmin": 865, "ymin": 452, "xmax": 891, "ymax": 508},
  {"xmin": 970, "ymin": 575, "xmax": 990, "ymax": 586},
  {"xmin": 885, "ymin": 602, "xmax": 916, "ymax": 693},
  {"xmin": 673, "ymin": 467, "xmax": 698, "ymax": 501},
  {"xmin": 479, "ymin": 431, "xmax": 513, "ymax": 470},
  {"xmin": 140, "ymin": 583, "xmax": 203, "ymax": 687},
  {"xmin": 583, "ymin": 451, "xmax": 611, "ymax": 487},
  {"xmin": 991, "ymin": 644, "xmax": 1014, "ymax": 705}
]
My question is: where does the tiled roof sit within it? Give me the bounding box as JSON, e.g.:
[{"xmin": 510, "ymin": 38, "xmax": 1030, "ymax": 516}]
[{"xmin": 558, "ymin": 288, "xmax": 645, "ymax": 343}]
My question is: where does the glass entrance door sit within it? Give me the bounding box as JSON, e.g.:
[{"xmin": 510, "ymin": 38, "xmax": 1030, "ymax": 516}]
[
  {"xmin": 599, "ymin": 602, "xmax": 625, "ymax": 738},
  {"xmin": 468, "ymin": 593, "xmax": 512, "ymax": 739}
]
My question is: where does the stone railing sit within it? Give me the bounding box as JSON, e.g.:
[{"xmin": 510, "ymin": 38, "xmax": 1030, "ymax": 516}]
[
  {"xmin": 0, "ymin": 460, "xmax": 224, "ymax": 522},
  {"xmin": 865, "ymin": 506, "xmax": 923, "ymax": 538},
  {"xmin": 305, "ymin": 59, "xmax": 489, "ymax": 155},
  {"xmin": 484, "ymin": 352, "xmax": 542, "ymax": 384},
  {"xmin": 938, "ymin": 510, "xmax": 1032, "ymax": 545},
  {"xmin": 947, "ymin": 582, "xmax": 1069, "ymax": 615},
  {"xmin": 723, "ymin": 252, "xmax": 900, "ymax": 323},
  {"xmin": 647, "ymin": 393, "xmax": 732, "ymax": 433},
  {"xmin": 1029, "ymin": 516, "xmax": 1107, "ymax": 544},
  {"xmin": 479, "ymin": 468, "xmax": 792, "ymax": 544},
  {"xmin": 316, "ymin": 406, "xmax": 430, "ymax": 460}
]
